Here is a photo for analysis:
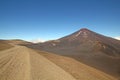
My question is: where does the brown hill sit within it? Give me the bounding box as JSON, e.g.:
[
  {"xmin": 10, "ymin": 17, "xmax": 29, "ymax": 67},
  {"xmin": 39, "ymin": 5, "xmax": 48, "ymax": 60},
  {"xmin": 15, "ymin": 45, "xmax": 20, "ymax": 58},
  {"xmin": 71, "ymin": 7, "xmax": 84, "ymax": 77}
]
[
  {"xmin": 27, "ymin": 28, "xmax": 120, "ymax": 79},
  {"xmin": 2, "ymin": 39, "xmax": 32, "ymax": 45},
  {"xmin": 0, "ymin": 39, "xmax": 32, "ymax": 51},
  {"xmin": 0, "ymin": 40, "xmax": 13, "ymax": 51},
  {"xmin": 0, "ymin": 46, "xmax": 116, "ymax": 80}
]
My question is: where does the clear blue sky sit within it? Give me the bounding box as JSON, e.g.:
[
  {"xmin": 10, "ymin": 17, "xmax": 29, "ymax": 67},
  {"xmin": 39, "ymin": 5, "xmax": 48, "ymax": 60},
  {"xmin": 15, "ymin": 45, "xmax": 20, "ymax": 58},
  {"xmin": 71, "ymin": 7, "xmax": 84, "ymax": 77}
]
[{"xmin": 0, "ymin": 0, "xmax": 120, "ymax": 41}]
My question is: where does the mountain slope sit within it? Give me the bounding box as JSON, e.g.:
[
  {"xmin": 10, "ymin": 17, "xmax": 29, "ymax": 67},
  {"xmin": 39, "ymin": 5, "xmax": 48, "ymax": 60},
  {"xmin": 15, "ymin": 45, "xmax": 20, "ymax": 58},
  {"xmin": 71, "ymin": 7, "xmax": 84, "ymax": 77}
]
[
  {"xmin": 27, "ymin": 28, "xmax": 120, "ymax": 78},
  {"xmin": 36, "ymin": 50, "xmax": 116, "ymax": 80},
  {"xmin": 35, "ymin": 28, "xmax": 120, "ymax": 57}
]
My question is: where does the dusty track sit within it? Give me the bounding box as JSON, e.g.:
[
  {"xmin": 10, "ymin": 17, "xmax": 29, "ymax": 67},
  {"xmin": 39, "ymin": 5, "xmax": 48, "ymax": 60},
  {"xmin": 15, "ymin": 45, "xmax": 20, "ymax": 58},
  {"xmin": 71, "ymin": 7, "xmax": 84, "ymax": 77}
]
[{"xmin": 0, "ymin": 46, "xmax": 76, "ymax": 80}]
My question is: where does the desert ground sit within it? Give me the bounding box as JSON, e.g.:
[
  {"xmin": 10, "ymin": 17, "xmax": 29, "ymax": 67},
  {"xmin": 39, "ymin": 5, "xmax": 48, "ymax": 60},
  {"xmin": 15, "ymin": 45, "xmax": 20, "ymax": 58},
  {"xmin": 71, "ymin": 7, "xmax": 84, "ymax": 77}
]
[{"xmin": 0, "ymin": 44, "xmax": 117, "ymax": 80}]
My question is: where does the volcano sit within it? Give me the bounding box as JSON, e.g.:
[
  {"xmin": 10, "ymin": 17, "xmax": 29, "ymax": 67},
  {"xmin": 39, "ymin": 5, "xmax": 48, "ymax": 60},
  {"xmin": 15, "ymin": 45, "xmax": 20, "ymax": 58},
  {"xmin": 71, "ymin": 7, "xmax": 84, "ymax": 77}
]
[{"xmin": 27, "ymin": 28, "xmax": 120, "ymax": 78}]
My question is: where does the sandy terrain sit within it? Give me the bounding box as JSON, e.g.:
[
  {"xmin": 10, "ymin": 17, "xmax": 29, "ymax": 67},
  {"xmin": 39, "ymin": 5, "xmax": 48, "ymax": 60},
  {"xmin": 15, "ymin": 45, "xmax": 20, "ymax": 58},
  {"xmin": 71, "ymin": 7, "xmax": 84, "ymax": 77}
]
[
  {"xmin": 0, "ymin": 46, "xmax": 117, "ymax": 80},
  {"xmin": 0, "ymin": 46, "xmax": 76, "ymax": 80}
]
